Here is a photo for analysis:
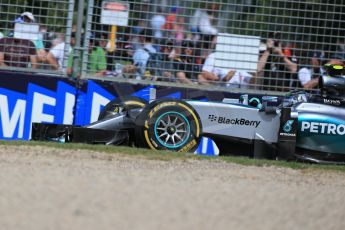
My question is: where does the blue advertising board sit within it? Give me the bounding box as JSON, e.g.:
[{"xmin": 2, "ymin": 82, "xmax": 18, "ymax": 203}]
[{"xmin": 0, "ymin": 71, "xmax": 270, "ymax": 155}]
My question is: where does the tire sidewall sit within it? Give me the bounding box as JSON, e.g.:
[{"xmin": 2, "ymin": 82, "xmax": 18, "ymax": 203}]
[{"xmin": 136, "ymin": 99, "xmax": 201, "ymax": 152}]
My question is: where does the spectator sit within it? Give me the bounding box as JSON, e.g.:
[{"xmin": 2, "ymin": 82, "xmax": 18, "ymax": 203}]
[
  {"xmin": 18, "ymin": 12, "xmax": 35, "ymax": 23},
  {"xmin": 43, "ymin": 32, "xmax": 58, "ymax": 51},
  {"xmin": 35, "ymin": 25, "xmax": 49, "ymax": 66},
  {"xmin": 106, "ymin": 35, "xmax": 132, "ymax": 71},
  {"xmin": 47, "ymin": 32, "xmax": 75, "ymax": 71},
  {"xmin": 113, "ymin": 44, "xmax": 136, "ymax": 75},
  {"xmin": 0, "ymin": 20, "xmax": 37, "ymax": 69},
  {"xmin": 67, "ymin": 35, "xmax": 107, "ymax": 77},
  {"xmin": 130, "ymin": 20, "xmax": 146, "ymax": 50},
  {"xmin": 150, "ymin": 8, "xmax": 166, "ymax": 52},
  {"xmin": 131, "ymin": 20, "xmax": 145, "ymax": 36},
  {"xmin": 301, "ymin": 58, "xmax": 344, "ymax": 89},
  {"xmin": 130, "ymin": 0, "xmax": 150, "ymax": 50},
  {"xmin": 198, "ymin": 52, "xmax": 255, "ymax": 87},
  {"xmin": 16, "ymin": 13, "xmax": 42, "ymax": 49},
  {"xmin": 150, "ymin": 9, "xmax": 166, "ymax": 40},
  {"xmin": 190, "ymin": 3, "xmax": 219, "ymax": 41},
  {"xmin": 123, "ymin": 29, "xmax": 158, "ymax": 80},
  {"xmin": 136, "ymin": 0, "xmax": 151, "ymax": 28},
  {"xmin": 194, "ymin": 34, "xmax": 217, "ymax": 67},
  {"xmin": 14, "ymin": 12, "xmax": 48, "ymax": 67},
  {"xmin": 298, "ymin": 51, "xmax": 325, "ymax": 89},
  {"xmin": 174, "ymin": 41, "xmax": 200, "ymax": 84},
  {"xmin": 334, "ymin": 37, "xmax": 345, "ymax": 60},
  {"xmin": 173, "ymin": 16, "xmax": 185, "ymax": 44},
  {"xmin": 157, "ymin": 39, "xmax": 175, "ymax": 81},
  {"xmin": 164, "ymin": 6, "xmax": 179, "ymax": 38},
  {"xmin": 258, "ymin": 37, "xmax": 298, "ymax": 91},
  {"xmin": 223, "ymin": 70, "xmax": 256, "ymax": 88},
  {"xmin": 98, "ymin": 33, "xmax": 108, "ymax": 51}
]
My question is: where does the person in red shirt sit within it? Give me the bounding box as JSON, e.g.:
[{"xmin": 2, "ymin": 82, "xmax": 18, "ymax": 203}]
[{"xmin": 164, "ymin": 6, "xmax": 178, "ymax": 38}]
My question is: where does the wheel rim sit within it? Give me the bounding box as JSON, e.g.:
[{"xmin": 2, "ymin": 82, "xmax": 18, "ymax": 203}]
[{"xmin": 154, "ymin": 112, "xmax": 191, "ymax": 149}]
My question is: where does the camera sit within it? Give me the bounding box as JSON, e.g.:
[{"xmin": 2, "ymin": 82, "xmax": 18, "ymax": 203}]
[{"xmin": 269, "ymin": 31, "xmax": 281, "ymax": 47}]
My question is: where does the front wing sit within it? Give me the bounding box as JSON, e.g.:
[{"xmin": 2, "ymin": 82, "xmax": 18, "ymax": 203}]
[{"xmin": 31, "ymin": 123, "xmax": 129, "ymax": 145}]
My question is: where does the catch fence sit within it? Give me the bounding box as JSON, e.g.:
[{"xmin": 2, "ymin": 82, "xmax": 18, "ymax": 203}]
[
  {"xmin": 1, "ymin": 0, "xmax": 345, "ymax": 93},
  {"xmin": 0, "ymin": 0, "xmax": 74, "ymax": 75}
]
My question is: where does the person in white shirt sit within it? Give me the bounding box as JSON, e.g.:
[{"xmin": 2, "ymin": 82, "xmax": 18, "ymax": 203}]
[
  {"xmin": 299, "ymin": 56, "xmax": 343, "ymax": 89},
  {"xmin": 132, "ymin": 43, "xmax": 156, "ymax": 80},
  {"xmin": 150, "ymin": 12, "xmax": 166, "ymax": 39},
  {"xmin": 190, "ymin": 4, "xmax": 219, "ymax": 36},
  {"xmin": 47, "ymin": 33, "xmax": 75, "ymax": 71},
  {"xmin": 198, "ymin": 52, "xmax": 254, "ymax": 88},
  {"xmin": 298, "ymin": 51, "xmax": 325, "ymax": 89}
]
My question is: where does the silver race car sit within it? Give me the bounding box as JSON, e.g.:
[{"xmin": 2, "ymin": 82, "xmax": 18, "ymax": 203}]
[{"xmin": 32, "ymin": 64, "xmax": 345, "ymax": 163}]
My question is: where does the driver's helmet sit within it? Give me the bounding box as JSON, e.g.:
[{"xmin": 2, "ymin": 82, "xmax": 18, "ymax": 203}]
[
  {"xmin": 320, "ymin": 64, "xmax": 345, "ymax": 99},
  {"xmin": 324, "ymin": 64, "xmax": 344, "ymax": 77}
]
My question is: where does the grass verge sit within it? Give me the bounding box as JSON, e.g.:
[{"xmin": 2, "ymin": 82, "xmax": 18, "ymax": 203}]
[{"xmin": 1, "ymin": 140, "xmax": 345, "ymax": 173}]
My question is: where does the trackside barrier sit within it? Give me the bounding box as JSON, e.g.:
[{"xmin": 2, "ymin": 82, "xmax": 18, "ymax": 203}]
[{"xmin": 0, "ymin": 71, "xmax": 283, "ymax": 155}]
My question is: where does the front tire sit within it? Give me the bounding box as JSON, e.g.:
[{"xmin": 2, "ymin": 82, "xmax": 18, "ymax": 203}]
[{"xmin": 135, "ymin": 99, "xmax": 202, "ymax": 152}]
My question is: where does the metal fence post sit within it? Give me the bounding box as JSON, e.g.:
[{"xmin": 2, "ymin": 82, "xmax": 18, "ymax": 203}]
[
  {"xmin": 72, "ymin": 0, "xmax": 85, "ymax": 78},
  {"xmin": 81, "ymin": 0, "xmax": 95, "ymax": 78},
  {"xmin": 63, "ymin": 0, "xmax": 75, "ymax": 74}
]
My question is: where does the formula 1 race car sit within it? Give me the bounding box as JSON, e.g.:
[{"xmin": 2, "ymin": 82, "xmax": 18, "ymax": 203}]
[{"xmin": 32, "ymin": 65, "xmax": 345, "ymax": 164}]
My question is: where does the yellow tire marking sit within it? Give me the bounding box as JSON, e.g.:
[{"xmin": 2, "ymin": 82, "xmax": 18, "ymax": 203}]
[
  {"xmin": 178, "ymin": 103, "xmax": 200, "ymax": 137},
  {"xmin": 124, "ymin": 101, "xmax": 145, "ymax": 107},
  {"xmin": 149, "ymin": 102, "xmax": 177, "ymax": 119},
  {"xmin": 178, "ymin": 139, "xmax": 197, "ymax": 152},
  {"xmin": 144, "ymin": 130, "xmax": 155, "ymax": 150},
  {"xmin": 149, "ymin": 110, "xmax": 154, "ymax": 119}
]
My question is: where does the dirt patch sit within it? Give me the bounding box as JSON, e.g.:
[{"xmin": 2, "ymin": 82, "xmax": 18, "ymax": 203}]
[{"xmin": 0, "ymin": 145, "xmax": 345, "ymax": 230}]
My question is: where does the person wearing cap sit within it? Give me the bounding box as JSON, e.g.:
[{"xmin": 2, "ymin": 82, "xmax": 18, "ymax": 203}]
[
  {"xmin": 16, "ymin": 12, "xmax": 48, "ymax": 67},
  {"xmin": 20, "ymin": 12, "xmax": 35, "ymax": 23}
]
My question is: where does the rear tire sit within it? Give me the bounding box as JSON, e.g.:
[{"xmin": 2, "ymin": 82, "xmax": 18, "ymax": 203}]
[{"xmin": 135, "ymin": 99, "xmax": 202, "ymax": 152}]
